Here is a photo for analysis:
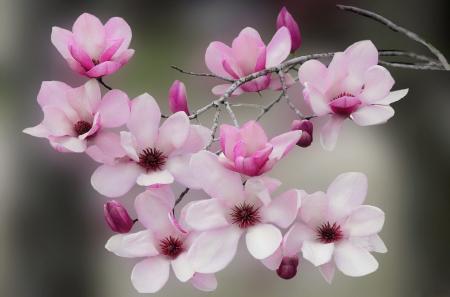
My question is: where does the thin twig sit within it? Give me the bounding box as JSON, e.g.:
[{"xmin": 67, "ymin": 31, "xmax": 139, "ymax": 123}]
[
  {"xmin": 379, "ymin": 60, "xmax": 444, "ymax": 71},
  {"xmin": 337, "ymin": 4, "xmax": 450, "ymax": 70},
  {"xmin": 256, "ymin": 92, "xmax": 284, "ymax": 121},
  {"xmin": 97, "ymin": 77, "xmax": 112, "ymax": 90},
  {"xmin": 174, "ymin": 188, "xmax": 190, "ymax": 207},
  {"xmin": 206, "ymin": 106, "xmax": 221, "ymax": 150},
  {"xmin": 278, "ymin": 70, "xmax": 305, "ymax": 119},
  {"xmin": 171, "ymin": 65, "xmax": 235, "ymax": 83},
  {"xmin": 224, "ymin": 100, "xmax": 239, "ymax": 127}
]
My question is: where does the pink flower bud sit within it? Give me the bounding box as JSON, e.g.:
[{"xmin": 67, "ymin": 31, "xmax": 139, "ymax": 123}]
[
  {"xmin": 277, "ymin": 256, "xmax": 299, "ymax": 280},
  {"xmin": 276, "ymin": 7, "xmax": 302, "ymax": 53},
  {"xmin": 291, "ymin": 119, "xmax": 313, "ymax": 147},
  {"xmin": 168, "ymin": 80, "xmax": 190, "ymax": 115},
  {"xmin": 104, "ymin": 200, "xmax": 134, "ymax": 233}
]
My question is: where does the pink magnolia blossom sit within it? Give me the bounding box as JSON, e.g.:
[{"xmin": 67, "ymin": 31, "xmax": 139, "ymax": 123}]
[
  {"xmin": 23, "ymin": 79, "xmax": 130, "ymax": 163},
  {"xmin": 51, "ymin": 13, "xmax": 134, "ymax": 78},
  {"xmin": 219, "ymin": 121, "xmax": 301, "ymax": 176},
  {"xmin": 91, "ymin": 93, "xmax": 211, "ymax": 197},
  {"xmin": 265, "ymin": 172, "xmax": 387, "ymax": 282},
  {"xmin": 298, "ymin": 40, "xmax": 408, "ymax": 150},
  {"xmin": 181, "ymin": 151, "xmax": 302, "ymax": 273},
  {"xmin": 106, "ymin": 187, "xmax": 217, "ymax": 293},
  {"xmin": 205, "ymin": 26, "xmax": 294, "ymax": 95},
  {"xmin": 276, "ymin": 7, "xmax": 302, "ymax": 53},
  {"xmin": 168, "ymin": 80, "xmax": 190, "ymax": 115}
]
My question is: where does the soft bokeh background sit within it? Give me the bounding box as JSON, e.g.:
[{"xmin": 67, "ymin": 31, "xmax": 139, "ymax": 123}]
[{"xmin": 1, "ymin": 0, "xmax": 449, "ymax": 296}]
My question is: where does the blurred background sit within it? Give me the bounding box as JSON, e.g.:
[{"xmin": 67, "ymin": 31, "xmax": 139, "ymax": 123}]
[{"xmin": 1, "ymin": 0, "xmax": 449, "ymax": 296}]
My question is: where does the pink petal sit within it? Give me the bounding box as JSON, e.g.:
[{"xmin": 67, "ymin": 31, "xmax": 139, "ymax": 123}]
[
  {"xmin": 99, "ymin": 38, "xmax": 123, "ymax": 62},
  {"xmin": 266, "ymin": 26, "xmax": 291, "ymax": 68},
  {"xmin": 320, "ymin": 115, "xmax": 345, "ymax": 151},
  {"xmin": 191, "ymin": 151, "xmax": 244, "ymax": 203},
  {"xmin": 334, "ymin": 240, "xmax": 379, "ymax": 276},
  {"xmin": 246, "ymin": 224, "xmax": 282, "ymax": 259},
  {"xmin": 301, "ymin": 240, "xmax": 334, "ymax": 266},
  {"xmin": 205, "ymin": 41, "xmax": 235, "ymax": 78},
  {"xmin": 175, "ymin": 125, "xmax": 211, "ymax": 154},
  {"xmin": 115, "ymin": 49, "xmax": 135, "ymax": 65},
  {"xmin": 327, "ymin": 172, "xmax": 368, "ymax": 221},
  {"xmin": 219, "ymin": 124, "xmax": 240, "ymax": 159},
  {"xmin": 134, "ymin": 187, "xmax": 176, "ymax": 236},
  {"xmin": 303, "ymin": 83, "xmax": 331, "ymax": 116},
  {"xmin": 51, "ymin": 136, "xmax": 87, "ymax": 153},
  {"xmin": 105, "ymin": 230, "xmax": 159, "ymax": 258},
  {"xmin": 23, "ymin": 124, "xmax": 49, "ymax": 138},
  {"xmin": 360, "ymin": 65, "xmax": 395, "ymax": 103},
  {"xmin": 187, "ymin": 226, "xmax": 242, "ymax": 273},
  {"xmin": 231, "ymin": 27, "xmax": 265, "ymax": 74},
  {"xmin": 190, "ymin": 273, "xmax": 218, "ymax": 292},
  {"xmin": 283, "ymin": 223, "xmax": 315, "ymax": 257},
  {"xmin": 319, "ymin": 262, "xmax": 336, "ymax": 284},
  {"xmin": 91, "ymin": 161, "xmax": 141, "ymax": 197},
  {"xmin": 86, "ymin": 131, "xmax": 126, "ymax": 164},
  {"xmin": 166, "ymin": 154, "xmax": 201, "ymax": 189},
  {"xmin": 344, "ymin": 40, "xmax": 379, "ymax": 77},
  {"xmin": 42, "ymin": 106, "xmax": 74, "ymax": 136},
  {"xmin": 96, "ymin": 89, "xmax": 130, "ymax": 127},
  {"xmin": 276, "ymin": 7, "xmax": 302, "ymax": 52},
  {"xmin": 51, "ymin": 27, "xmax": 74, "ymax": 59},
  {"xmin": 104, "ymin": 17, "xmax": 132, "ymax": 59},
  {"xmin": 131, "ymin": 256, "xmax": 170, "ymax": 293},
  {"xmin": 298, "ymin": 59, "xmax": 329, "ymax": 92},
  {"xmin": 136, "ymin": 170, "xmax": 174, "ymax": 187},
  {"xmin": 85, "ymin": 61, "xmax": 122, "ymax": 77},
  {"xmin": 72, "ymin": 13, "xmax": 106, "ymax": 58},
  {"xmin": 343, "ymin": 205, "xmax": 385, "ymax": 237},
  {"xmin": 156, "ymin": 112, "xmax": 190, "ymax": 154},
  {"xmin": 66, "ymin": 79, "xmax": 101, "ymax": 121},
  {"xmin": 240, "ymin": 121, "xmax": 268, "ymax": 153},
  {"xmin": 69, "ymin": 43, "xmax": 95, "ymax": 70},
  {"xmin": 268, "ymin": 130, "xmax": 301, "ymax": 160},
  {"xmin": 127, "ymin": 93, "xmax": 161, "ymax": 149},
  {"xmin": 182, "ymin": 199, "xmax": 229, "ymax": 231},
  {"xmin": 37, "ymin": 81, "xmax": 78, "ymax": 122},
  {"xmin": 268, "ymin": 73, "xmax": 295, "ymax": 91},
  {"xmin": 120, "ymin": 131, "xmax": 139, "ymax": 161},
  {"xmin": 233, "ymin": 145, "xmax": 272, "ymax": 176},
  {"xmin": 299, "ymin": 191, "xmax": 328, "ymax": 227},
  {"xmin": 351, "ymin": 105, "xmax": 395, "ymax": 126},
  {"xmin": 374, "ymin": 88, "xmax": 408, "ymax": 105},
  {"xmin": 262, "ymin": 189, "xmax": 301, "ymax": 228},
  {"xmin": 261, "ymin": 246, "xmax": 283, "ymax": 270},
  {"xmin": 350, "ymin": 235, "xmax": 387, "ymax": 253},
  {"xmin": 171, "ymin": 252, "xmax": 195, "ymax": 282}
]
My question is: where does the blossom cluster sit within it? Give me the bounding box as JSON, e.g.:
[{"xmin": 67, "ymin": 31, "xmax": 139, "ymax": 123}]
[{"xmin": 24, "ymin": 7, "xmax": 410, "ymax": 294}]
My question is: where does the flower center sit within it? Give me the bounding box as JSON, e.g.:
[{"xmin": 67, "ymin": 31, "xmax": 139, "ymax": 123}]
[
  {"xmin": 316, "ymin": 222, "xmax": 343, "ymax": 243},
  {"xmin": 138, "ymin": 148, "xmax": 167, "ymax": 171},
  {"xmin": 230, "ymin": 202, "xmax": 261, "ymax": 229},
  {"xmin": 73, "ymin": 120, "xmax": 92, "ymax": 136},
  {"xmin": 329, "ymin": 93, "xmax": 362, "ymax": 116},
  {"xmin": 159, "ymin": 236, "xmax": 184, "ymax": 259}
]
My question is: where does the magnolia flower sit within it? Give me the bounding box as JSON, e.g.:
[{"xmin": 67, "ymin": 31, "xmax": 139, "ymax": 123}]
[
  {"xmin": 51, "ymin": 13, "xmax": 134, "ymax": 77},
  {"xmin": 91, "ymin": 93, "xmax": 211, "ymax": 197},
  {"xmin": 219, "ymin": 121, "xmax": 301, "ymax": 176},
  {"xmin": 106, "ymin": 187, "xmax": 217, "ymax": 293},
  {"xmin": 182, "ymin": 151, "xmax": 302, "ymax": 273},
  {"xmin": 298, "ymin": 40, "xmax": 408, "ymax": 150},
  {"xmin": 205, "ymin": 26, "xmax": 293, "ymax": 95},
  {"xmin": 276, "ymin": 7, "xmax": 302, "ymax": 52},
  {"xmin": 272, "ymin": 172, "xmax": 387, "ymax": 282},
  {"xmin": 23, "ymin": 79, "xmax": 130, "ymax": 163},
  {"xmin": 168, "ymin": 80, "xmax": 190, "ymax": 115}
]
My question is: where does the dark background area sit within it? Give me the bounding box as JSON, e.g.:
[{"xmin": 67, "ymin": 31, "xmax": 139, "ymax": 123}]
[{"xmin": 0, "ymin": 0, "xmax": 449, "ymax": 296}]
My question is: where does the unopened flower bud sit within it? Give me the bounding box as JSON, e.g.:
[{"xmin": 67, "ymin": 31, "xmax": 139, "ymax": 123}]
[
  {"xmin": 276, "ymin": 7, "xmax": 302, "ymax": 53},
  {"xmin": 291, "ymin": 119, "xmax": 313, "ymax": 147},
  {"xmin": 168, "ymin": 80, "xmax": 190, "ymax": 115},
  {"xmin": 276, "ymin": 256, "xmax": 299, "ymax": 280},
  {"xmin": 104, "ymin": 200, "xmax": 134, "ymax": 233}
]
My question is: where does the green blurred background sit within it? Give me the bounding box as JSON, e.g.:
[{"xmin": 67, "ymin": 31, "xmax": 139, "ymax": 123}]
[{"xmin": 1, "ymin": 0, "xmax": 449, "ymax": 296}]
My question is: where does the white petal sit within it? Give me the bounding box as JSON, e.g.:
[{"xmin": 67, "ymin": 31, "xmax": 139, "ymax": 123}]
[
  {"xmin": 283, "ymin": 223, "xmax": 315, "ymax": 257},
  {"xmin": 171, "ymin": 252, "xmax": 195, "ymax": 282},
  {"xmin": 187, "ymin": 227, "xmax": 241, "ymax": 274},
  {"xmin": 183, "ymin": 199, "xmax": 229, "ymax": 231},
  {"xmin": 320, "ymin": 115, "xmax": 345, "ymax": 151},
  {"xmin": 190, "ymin": 273, "xmax": 218, "ymax": 292},
  {"xmin": 246, "ymin": 224, "xmax": 282, "ymax": 259},
  {"xmin": 131, "ymin": 256, "xmax": 170, "ymax": 293},
  {"xmin": 261, "ymin": 246, "xmax": 283, "ymax": 270},
  {"xmin": 301, "ymin": 240, "xmax": 334, "ymax": 267},
  {"xmin": 319, "ymin": 261, "xmax": 336, "ymax": 284},
  {"xmin": 136, "ymin": 170, "xmax": 174, "ymax": 186},
  {"xmin": 262, "ymin": 189, "xmax": 301, "ymax": 228},
  {"xmin": 343, "ymin": 205, "xmax": 385, "ymax": 237},
  {"xmin": 351, "ymin": 105, "xmax": 395, "ymax": 126},
  {"xmin": 334, "ymin": 240, "xmax": 379, "ymax": 277},
  {"xmin": 374, "ymin": 89, "xmax": 408, "ymax": 105},
  {"xmin": 105, "ymin": 231, "xmax": 159, "ymax": 258}
]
